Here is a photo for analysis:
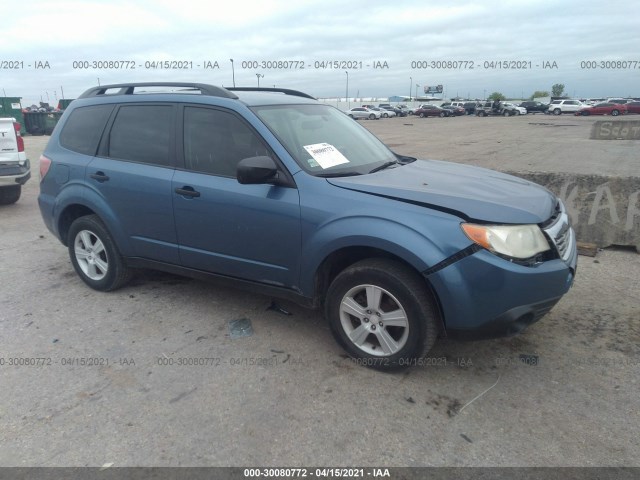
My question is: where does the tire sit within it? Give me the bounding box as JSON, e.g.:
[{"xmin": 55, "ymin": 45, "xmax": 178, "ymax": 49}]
[
  {"xmin": 611, "ymin": 109, "xmax": 620, "ymax": 116},
  {"xmin": 439, "ymin": 112, "xmax": 446, "ymax": 117},
  {"xmin": 482, "ymin": 111, "xmax": 487, "ymax": 117},
  {"xmin": 503, "ymin": 110, "xmax": 510, "ymax": 116},
  {"xmin": 68, "ymin": 215, "xmax": 132, "ymax": 291},
  {"xmin": 553, "ymin": 108, "xmax": 561, "ymax": 115},
  {"xmin": 369, "ymin": 114, "xmax": 375, "ymax": 120},
  {"xmin": 419, "ymin": 112, "xmax": 425, "ymax": 118},
  {"xmin": 0, "ymin": 185, "xmax": 21, "ymax": 205},
  {"xmin": 382, "ymin": 113, "xmax": 388, "ymax": 118},
  {"xmin": 582, "ymin": 111, "xmax": 590, "ymax": 116},
  {"xmin": 516, "ymin": 110, "xmax": 521, "ymax": 115},
  {"xmin": 325, "ymin": 258, "xmax": 439, "ymax": 370},
  {"xmin": 348, "ymin": 114, "xmax": 355, "ymax": 119}
]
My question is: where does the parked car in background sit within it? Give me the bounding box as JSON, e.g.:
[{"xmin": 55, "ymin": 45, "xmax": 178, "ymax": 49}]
[
  {"xmin": 369, "ymin": 107, "xmax": 396, "ymax": 118},
  {"xmin": 441, "ymin": 105, "xmax": 466, "ymax": 116},
  {"xmin": 0, "ymin": 117, "xmax": 31, "ymax": 204},
  {"xmin": 381, "ymin": 106, "xmax": 406, "ymax": 117},
  {"xmin": 415, "ymin": 105, "xmax": 450, "ymax": 117},
  {"xmin": 606, "ymin": 98, "xmax": 633, "ymax": 104},
  {"xmin": 518, "ymin": 101, "xmax": 549, "ymax": 114},
  {"xmin": 395, "ymin": 104, "xmax": 411, "ymax": 115},
  {"xmin": 475, "ymin": 101, "xmax": 517, "ymax": 117},
  {"xmin": 347, "ymin": 107, "xmax": 381, "ymax": 120},
  {"xmin": 625, "ymin": 101, "xmax": 640, "ymax": 114},
  {"xmin": 546, "ymin": 99, "xmax": 584, "ymax": 115},
  {"xmin": 575, "ymin": 102, "xmax": 627, "ymax": 116},
  {"xmin": 462, "ymin": 102, "xmax": 477, "ymax": 115},
  {"xmin": 502, "ymin": 102, "xmax": 527, "ymax": 115}
]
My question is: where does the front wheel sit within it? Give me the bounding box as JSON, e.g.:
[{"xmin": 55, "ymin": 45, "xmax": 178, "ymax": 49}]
[
  {"xmin": 419, "ymin": 112, "xmax": 425, "ymax": 118},
  {"xmin": 325, "ymin": 259, "xmax": 439, "ymax": 370},
  {"xmin": 503, "ymin": 110, "xmax": 510, "ymax": 116},
  {"xmin": 611, "ymin": 109, "xmax": 620, "ymax": 116},
  {"xmin": 68, "ymin": 215, "xmax": 132, "ymax": 291},
  {"xmin": 439, "ymin": 112, "xmax": 446, "ymax": 117},
  {"xmin": 553, "ymin": 108, "xmax": 561, "ymax": 115},
  {"xmin": 369, "ymin": 114, "xmax": 375, "ymax": 120}
]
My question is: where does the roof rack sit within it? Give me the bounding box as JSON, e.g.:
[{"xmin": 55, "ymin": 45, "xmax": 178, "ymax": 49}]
[
  {"xmin": 226, "ymin": 87, "xmax": 316, "ymax": 100},
  {"xmin": 78, "ymin": 82, "xmax": 238, "ymax": 99}
]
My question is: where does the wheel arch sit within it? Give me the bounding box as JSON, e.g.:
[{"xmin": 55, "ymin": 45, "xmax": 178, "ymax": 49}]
[{"xmin": 308, "ymin": 244, "xmax": 446, "ymax": 334}]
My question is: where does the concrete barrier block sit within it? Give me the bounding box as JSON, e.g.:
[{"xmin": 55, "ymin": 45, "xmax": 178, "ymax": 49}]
[
  {"xmin": 590, "ymin": 120, "xmax": 640, "ymax": 140},
  {"xmin": 507, "ymin": 172, "xmax": 640, "ymax": 251}
]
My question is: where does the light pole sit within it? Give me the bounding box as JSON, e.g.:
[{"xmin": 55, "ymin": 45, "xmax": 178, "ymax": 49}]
[
  {"xmin": 97, "ymin": 77, "xmax": 101, "ymax": 86},
  {"xmin": 229, "ymin": 59, "xmax": 235, "ymax": 87},
  {"xmin": 256, "ymin": 73, "xmax": 264, "ymax": 87},
  {"xmin": 345, "ymin": 71, "xmax": 349, "ymax": 109},
  {"xmin": 415, "ymin": 84, "xmax": 419, "ymax": 101},
  {"xmin": 409, "ymin": 76, "xmax": 412, "ymax": 101}
]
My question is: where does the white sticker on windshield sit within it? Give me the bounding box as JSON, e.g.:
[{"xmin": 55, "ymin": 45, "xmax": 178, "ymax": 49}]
[{"xmin": 303, "ymin": 143, "xmax": 349, "ymax": 169}]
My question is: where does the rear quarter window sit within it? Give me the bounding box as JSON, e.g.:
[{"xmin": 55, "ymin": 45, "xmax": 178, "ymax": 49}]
[{"xmin": 59, "ymin": 104, "xmax": 114, "ymax": 155}]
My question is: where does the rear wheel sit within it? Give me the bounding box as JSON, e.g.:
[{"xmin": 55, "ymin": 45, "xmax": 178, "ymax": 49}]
[
  {"xmin": 503, "ymin": 110, "xmax": 510, "ymax": 116},
  {"xmin": 382, "ymin": 113, "xmax": 389, "ymax": 118},
  {"xmin": 439, "ymin": 112, "xmax": 446, "ymax": 117},
  {"xmin": 582, "ymin": 111, "xmax": 590, "ymax": 116},
  {"xmin": 0, "ymin": 185, "xmax": 21, "ymax": 205},
  {"xmin": 369, "ymin": 114, "xmax": 375, "ymax": 120},
  {"xmin": 325, "ymin": 258, "xmax": 439, "ymax": 370},
  {"xmin": 68, "ymin": 215, "xmax": 132, "ymax": 291},
  {"xmin": 611, "ymin": 109, "xmax": 620, "ymax": 116}
]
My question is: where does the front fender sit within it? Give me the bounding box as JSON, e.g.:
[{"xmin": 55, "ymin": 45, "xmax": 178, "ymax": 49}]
[{"xmin": 298, "ymin": 215, "xmax": 460, "ymax": 296}]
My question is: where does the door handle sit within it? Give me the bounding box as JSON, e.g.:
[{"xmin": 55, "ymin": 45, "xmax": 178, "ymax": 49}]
[
  {"xmin": 175, "ymin": 186, "xmax": 201, "ymax": 198},
  {"xmin": 90, "ymin": 171, "xmax": 110, "ymax": 182}
]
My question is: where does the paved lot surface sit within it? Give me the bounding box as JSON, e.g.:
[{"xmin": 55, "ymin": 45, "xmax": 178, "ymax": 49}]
[{"xmin": 0, "ymin": 126, "xmax": 638, "ymax": 467}]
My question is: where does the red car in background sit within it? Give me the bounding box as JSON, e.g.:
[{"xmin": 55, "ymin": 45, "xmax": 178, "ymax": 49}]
[
  {"xmin": 625, "ymin": 101, "xmax": 640, "ymax": 114},
  {"xmin": 576, "ymin": 102, "xmax": 627, "ymax": 116}
]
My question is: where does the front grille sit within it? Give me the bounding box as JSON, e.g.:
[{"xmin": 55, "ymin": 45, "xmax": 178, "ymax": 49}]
[{"xmin": 543, "ymin": 201, "xmax": 575, "ymax": 263}]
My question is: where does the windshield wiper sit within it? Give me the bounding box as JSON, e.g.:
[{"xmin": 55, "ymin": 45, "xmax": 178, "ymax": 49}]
[
  {"xmin": 316, "ymin": 171, "xmax": 363, "ymax": 178},
  {"xmin": 369, "ymin": 160, "xmax": 399, "ymax": 174}
]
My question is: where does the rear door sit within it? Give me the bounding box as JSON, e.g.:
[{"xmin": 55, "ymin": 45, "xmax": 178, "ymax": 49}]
[
  {"xmin": 87, "ymin": 103, "xmax": 180, "ymax": 263},
  {"xmin": 172, "ymin": 104, "xmax": 301, "ymax": 288}
]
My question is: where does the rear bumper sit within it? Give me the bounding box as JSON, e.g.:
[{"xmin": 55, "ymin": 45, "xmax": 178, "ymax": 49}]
[{"xmin": 0, "ymin": 160, "xmax": 31, "ymax": 186}]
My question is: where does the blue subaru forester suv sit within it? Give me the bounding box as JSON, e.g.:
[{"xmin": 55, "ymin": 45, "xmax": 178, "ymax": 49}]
[{"xmin": 38, "ymin": 83, "xmax": 577, "ymax": 369}]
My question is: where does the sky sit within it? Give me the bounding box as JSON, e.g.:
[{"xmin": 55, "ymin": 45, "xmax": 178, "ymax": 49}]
[{"xmin": 2, "ymin": 0, "xmax": 639, "ymax": 106}]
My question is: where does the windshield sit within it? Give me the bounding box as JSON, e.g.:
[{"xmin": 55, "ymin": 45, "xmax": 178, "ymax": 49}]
[{"xmin": 252, "ymin": 104, "xmax": 397, "ymax": 176}]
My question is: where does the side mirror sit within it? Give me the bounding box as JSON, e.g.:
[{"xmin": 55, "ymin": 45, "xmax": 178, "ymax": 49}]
[{"xmin": 237, "ymin": 156, "xmax": 278, "ymax": 185}]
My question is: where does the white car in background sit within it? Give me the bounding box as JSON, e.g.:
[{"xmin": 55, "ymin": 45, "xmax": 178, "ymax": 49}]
[
  {"xmin": 547, "ymin": 99, "xmax": 585, "ymax": 115},
  {"xmin": 0, "ymin": 117, "xmax": 31, "ymax": 204},
  {"xmin": 346, "ymin": 107, "xmax": 381, "ymax": 120},
  {"xmin": 503, "ymin": 102, "xmax": 527, "ymax": 115},
  {"xmin": 369, "ymin": 106, "xmax": 396, "ymax": 118}
]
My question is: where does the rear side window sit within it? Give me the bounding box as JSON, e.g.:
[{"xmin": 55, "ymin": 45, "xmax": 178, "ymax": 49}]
[
  {"xmin": 59, "ymin": 105, "xmax": 114, "ymax": 155},
  {"xmin": 108, "ymin": 105, "xmax": 173, "ymax": 166}
]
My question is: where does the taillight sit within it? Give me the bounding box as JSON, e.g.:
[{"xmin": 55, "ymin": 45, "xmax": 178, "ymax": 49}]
[
  {"xmin": 13, "ymin": 122, "xmax": 24, "ymax": 152},
  {"xmin": 40, "ymin": 155, "xmax": 52, "ymax": 180}
]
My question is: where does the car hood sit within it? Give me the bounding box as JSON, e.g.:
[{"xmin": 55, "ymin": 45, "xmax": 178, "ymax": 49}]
[{"xmin": 327, "ymin": 159, "xmax": 557, "ymax": 224}]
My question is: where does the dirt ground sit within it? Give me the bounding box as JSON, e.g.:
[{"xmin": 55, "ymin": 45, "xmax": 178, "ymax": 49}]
[{"xmin": 0, "ymin": 125, "xmax": 638, "ymax": 467}]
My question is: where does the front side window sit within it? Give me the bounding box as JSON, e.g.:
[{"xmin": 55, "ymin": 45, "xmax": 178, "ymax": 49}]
[
  {"xmin": 108, "ymin": 105, "xmax": 172, "ymax": 166},
  {"xmin": 183, "ymin": 107, "xmax": 270, "ymax": 177}
]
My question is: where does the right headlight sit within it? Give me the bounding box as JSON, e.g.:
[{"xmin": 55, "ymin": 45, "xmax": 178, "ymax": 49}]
[{"xmin": 461, "ymin": 223, "xmax": 551, "ymax": 260}]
